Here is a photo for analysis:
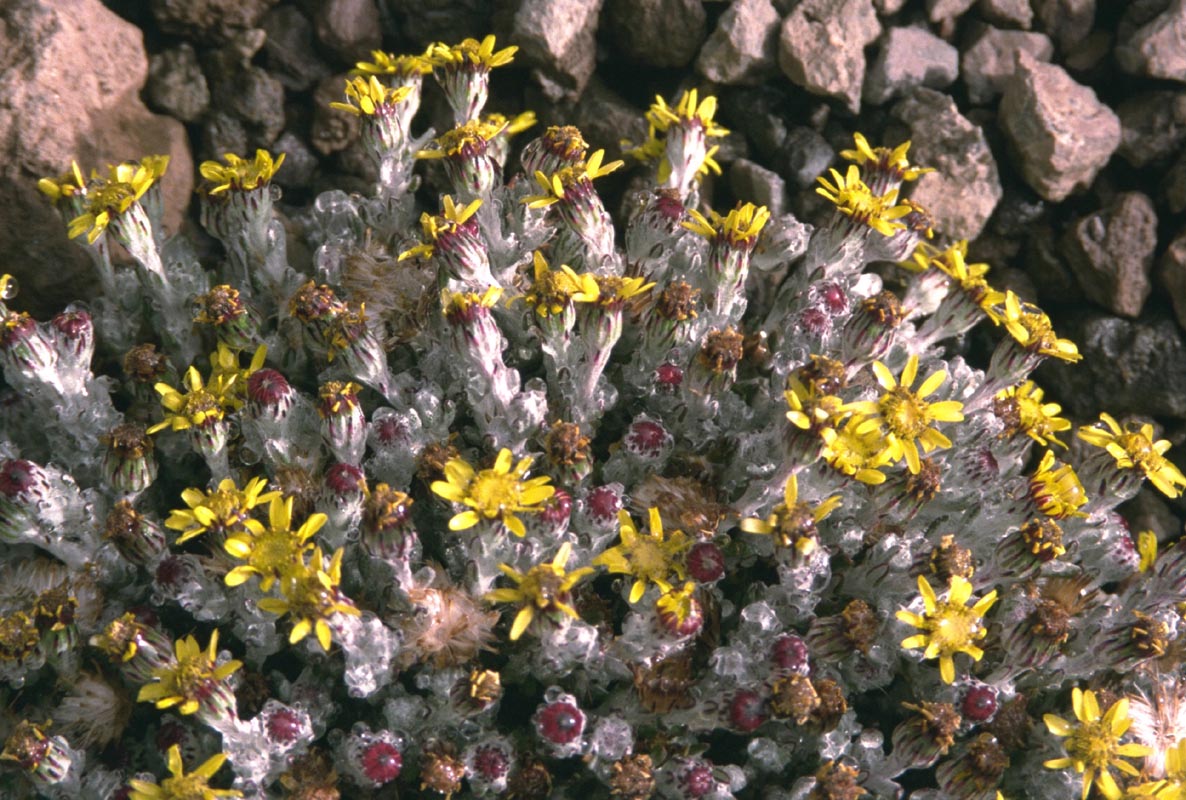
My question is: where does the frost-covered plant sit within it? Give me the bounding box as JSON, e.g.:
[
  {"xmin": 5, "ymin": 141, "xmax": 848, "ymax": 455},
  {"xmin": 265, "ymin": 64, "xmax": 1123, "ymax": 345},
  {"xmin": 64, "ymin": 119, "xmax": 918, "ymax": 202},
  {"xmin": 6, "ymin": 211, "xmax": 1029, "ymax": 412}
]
[{"xmin": 3, "ymin": 34, "xmax": 1186, "ymax": 800}]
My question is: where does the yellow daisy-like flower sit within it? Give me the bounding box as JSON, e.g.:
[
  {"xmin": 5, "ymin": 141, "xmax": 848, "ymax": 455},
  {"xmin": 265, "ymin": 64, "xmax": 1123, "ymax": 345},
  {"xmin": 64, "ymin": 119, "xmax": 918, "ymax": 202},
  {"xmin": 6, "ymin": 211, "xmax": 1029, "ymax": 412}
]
[
  {"xmin": 740, "ymin": 474, "xmax": 842, "ymax": 557},
  {"xmin": 522, "ymin": 149, "xmax": 624, "ymax": 209},
  {"xmin": 682, "ymin": 202, "xmax": 771, "ymax": 249},
  {"xmin": 594, "ymin": 507, "xmax": 690, "ymax": 604},
  {"xmin": 398, "ymin": 195, "xmax": 483, "ymax": 261},
  {"xmin": 137, "ymin": 630, "xmax": 242, "ymax": 715},
  {"xmin": 656, "ymin": 581, "xmax": 699, "ymax": 627},
  {"xmin": 329, "ymin": 75, "xmax": 413, "ymax": 116},
  {"xmin": 591, "ymin": 274, "xmax": 655, "ymax": 310},
  {"xmin": 353, "ymin": 49, "xmax": 433, "ymax": 77},
  {"xmin": 258, "ymin": 547, "xmax": 360, "ymax": 651},
  {"xmin": 208, "ymin": 342, "xmax": 267, "ymax": 411},
  {"xmin": 37, "ymin": 161, "xmax": 87, "ymax": 203},
  {"xmin": 819, "ymin": 415, "xmax": 893, "ymax": 485},
  {"xmin": 147, "ymin": 366, "xmax": 228, "ymax": 435},
  {"xmin": 484, "ymin": 110, "xmax": 537, "ymax": 137},
  {"xmin": 430, "ymin": 448, "xmax": 556, "ymax": 537},
  {"xmin": 484, "ymin": 542, "xmax": 594, "ymax": 640},
  {"xmin": 839, "ymin": 132, "xmax": 934, "ymax": 183},
  {"xmin": 199, "ymin": 150, "xmax": 285, "ymax": 195},
  {"xmin": 67, "ymin": 156, "xmax": 169, "ymax": 244},
  {"xmin": 995, "ymin": 381, "xmax": 1072, "ymax": 448},
  {"xmin": 815, "ymin": 164, "xmax": 913, "ymax": 237},
  {"xmin": 850, "ymin": 355, "xmax": 965, "ymax": 474},
  {"xmin": 985, "ymin": 290, "xmax": 1082, "ymax": 363},
  {"xmin": 523, "ymin": 251, "xmax": 600, "ymax": 318},
  {"xmin": 426, "ymin": 35, "xmax": 518, "ymax": 72},
  {"xmin": 1078, "ymin": 413, "xmax": 1186, "ymax": 498},
  {"xmin": 896, "ymin": 574, "xmax": 998, "ymax": 684},
  {"xmin": 415, "ymin": 117, "xmax": 507, "ymax": 160},
  {"xmin": 442, "ymin": 286, "xmax": 504, "ymax": 325},
  {"xmin": 645, "ymin": 89, "xmax": 730, "ymax": 139},
  {"xmin": 165, "ymin": 476, "xmax": 279, "ymax": 545},
  {"xmin": 785, "ymin": 374, "xmax": 849, "ymax": 434},
  {"xmin": 128, "ymin": 744, "xmax": 242, "ymax": 800},
  {"xmin": 223, "ymin": 495, "xmax": 325, "ymax": 591},
  {"xmin": 1044, "ymin": 688, "xmax": 1152, "ymax": 800},
  {"xmin": 1030, "ymin": 450, "xmax": 1089, "ymax": 519}
]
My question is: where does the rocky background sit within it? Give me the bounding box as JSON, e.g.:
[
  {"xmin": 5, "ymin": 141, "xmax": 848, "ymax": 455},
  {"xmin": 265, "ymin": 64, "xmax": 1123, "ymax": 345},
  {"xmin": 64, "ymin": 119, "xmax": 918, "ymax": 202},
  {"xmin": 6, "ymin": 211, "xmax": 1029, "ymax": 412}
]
[{"xmin": 2, "ymin": 0, "xmax": 1185, "ymax": 534}]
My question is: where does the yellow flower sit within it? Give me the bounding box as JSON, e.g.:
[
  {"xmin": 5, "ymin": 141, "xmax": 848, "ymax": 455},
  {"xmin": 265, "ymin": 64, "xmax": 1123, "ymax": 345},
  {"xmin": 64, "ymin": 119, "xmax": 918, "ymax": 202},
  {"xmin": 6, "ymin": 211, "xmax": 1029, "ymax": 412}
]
[
  {"xmin": 165, "ymin": 476, "xmax": 279, "ymax": 545},
  {"xmin": 995, "ymin": 381, "xmax": 1072, "ymax": 448},
  {"xmin": 441, "ymin": 286, "xmax": 504, "ymax": 325},
  {"xmin": 819, "ymin": 415, "xmax": 893, "ymax": 485},
  {"xmin": 897, "ymin": 574, "xmax": 997, "ymax": 684},
  {"xmin": 1030, "ymin": 450, "xmax": 1088, "ymax": 519},
  {"xmin": 67, "ymin": 156, "xmax": 169, "ymax": 244},
  {"xmin": 984, "ymin": 290, "xmax": 1082, "ymax": 363},
  {"xmin": 594, "ymin": 507, "xmax": 689, "ymax": 603},
  {"xmin": 199, "ymin": 150, "xmax": 285, "ymax": 194},
  {"xmin": 1078, "ymin": 413, "xmax": 1186, "ymax": 498},
  {"xmin": 739, "ymin": 474, "xmax": 842, "ymax": 556},
  {"xmin": 223, "ymin": 495, "xmax": 325, "ymax": 591},
  {"xmin": 523, "ymin": 251, "xmax": 600, "ymax": 318},
  {"xmin": 147, "ymin": 366, "xmax": 228, "ymax": 434},
  {"xmin": 430, "ymin": 448, "xmax": 556, "ymax": 537},
  {"xmin": 398, "ymin": 195, "xmax": 483, "ymax": 261},
  {"xmin": 353, "ymin": 49, "xmax": 433, "ymax": 77},
  {"xmin": 522, "ymin": 149, "xmax": 623, "ymax": 209},
  {"xmin": 128, "ymin": 744, "xmax": 242, "ymax": 800},
  {"xmin": 645, "ymin": 89, "xmax": 730, "ymax": 139},
  {"xmin": 784, "ymin": 369, "xmax": 849, "ymax": 433},
  {"xmin": 328, "ymin": 75, "xmax": 412, "ymax": 116},
  {"xmin": 815, "ymin": 164, "xmax": 913, "ymax": 237},
  {"xmin": 682, "ymin": 202, "xmax": 771, "ymax": 249},
  {"xmin": 258, "ymin": 547, "xmax": 360, "ymax": 651},
  {"xmin": 656, "ymin": 581, "xmax": 699, "ymax": 627},
  {"xmin": 137, "ymin": 630, "xmax": 241, "ymax": 715},
  {"xmin": 484, "ymin": 110, "xmax": 537, "ymax": 137},
  {"xmin": 1138, "ymin": 531, "xmax": 1159, "ymax": 573},
  {"xmin": 484, "ymin": 542, "xmax": 594, "ymax": 640},
  {"xmin": 208, "ymin": 343, "xmax": 267, "ymax": 411},
  {"xmin": 839, "ymin": 132, "xmax": 934, "ymax": 182},
  {"xmin": 426, "ymin": 35, "xmax": 518, "ymax": 72},
  {"xmin": 37, "ymin": 161, "xmax": 86, "ymax": 202},
  {"xmin": 591, "ymin": 274, "xmax": 655, "ymax": 309},
  {"xmin": 849, "ymin": 355, "xmax": 965, "ymax": 474},
  {"xmin": 415, "ymin": 118, "xmax": 506, "ymax": 160},
  {"xmin": 1044, "ymin": 687, "xmax": 1151, "ymax": 800}
]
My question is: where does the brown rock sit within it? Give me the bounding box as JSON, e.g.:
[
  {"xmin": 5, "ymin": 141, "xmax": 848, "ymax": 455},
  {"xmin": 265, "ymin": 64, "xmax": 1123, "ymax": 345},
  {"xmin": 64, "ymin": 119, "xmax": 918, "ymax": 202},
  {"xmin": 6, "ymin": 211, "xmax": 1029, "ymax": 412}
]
[
  {"xmin": 0, "ymin": 0, "xmax": 193, "ymax": 314},
  {"xmin": 778, "ymin": 0, "xmax": 881, "ymax": 114},
  {"xmin": 1032, "ymin": 0, "xmax": 1096, "ymax": 51},
  {"xmin": 961, "ymin": 26, "xmax": 1054, "ymax": 105},
  {"xmin": 606, "ymin": 0, "xmax": 707, "ymax": 68},
  {"xmin": 927, "ymin": 0, "xmax": 976, "ymax": 22},
  {"xmin": 1160, "ymin": 227, "xmax": 1186, "ymax": 330},
  {"xmin": 313, "ymin": 0, "xmax": 382, "ymax": 64},
  {"xmin": 509, "ymin": 0, "xmax": 604, "ymax": 102},
  {"xmin": 978, "ymin": 0, "xmax": 1034, "ymax": 27},
  {"xmin": 696, "ymin": 0, "xmax": 780, "ymax": 86},
  {"xmin": 151, "ymin": 0, "xmax": 278, "ymax": 44},
  {"xmin": 1117, "ymin": 90, "xmax": 1186, "ymax": 167},
  {"xmin": 998, "ymin": 52, "xmax": 1120, "ymax": 201},
  {"xmin": 311, "ymin": 74, "xmax": 362, "ymax": 155},
  {"xmin": 1063, "ymin": 193, "xmax": 1158, "ymax": 318},
  {"xmin": 1117, "ymin": 0, "xmax": 1186, "ymax": 82}
]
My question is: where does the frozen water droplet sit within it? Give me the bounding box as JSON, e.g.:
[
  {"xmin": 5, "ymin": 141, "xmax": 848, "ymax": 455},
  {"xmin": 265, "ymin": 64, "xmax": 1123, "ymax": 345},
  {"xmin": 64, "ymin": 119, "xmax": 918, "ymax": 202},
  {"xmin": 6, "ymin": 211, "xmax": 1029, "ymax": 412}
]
[{"xmin": 1, "ymin": 275, "xmax": 18, "ymax": 300}]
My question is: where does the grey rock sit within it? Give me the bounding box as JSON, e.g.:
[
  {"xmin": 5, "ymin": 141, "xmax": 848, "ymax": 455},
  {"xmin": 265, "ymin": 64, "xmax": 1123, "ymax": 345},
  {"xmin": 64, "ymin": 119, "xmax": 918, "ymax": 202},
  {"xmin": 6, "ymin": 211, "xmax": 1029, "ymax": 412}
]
[
  {"xmin": 146, "ymin": 44, "xmax": 210, "ymax": 123},
  {"xmin": 571, "ymin": 77, "xmax": 650, "ymax": 162},
  {"xmin": 263, "ymin": 6, "xmax": 332, "ymax": 91},
  {"xmin": 1039, "ymin": 313, "xmax": 1186, "ymax": 420},
  {"xmin": 961, "ymin": 26, "xmax": 1054, "ymax": 105},
  {"xmin": 1117, "ymin": 91, "xmax": 1186, "ymax": 167},
  {"xmin": 730, "ymin": 159, "xmax": 787, "ymax": 217},
  {"xmin": 720, "ymin": 87, "xmax": 791, "ymax": 160},
  {"xmin": 926, "ymin": 0, "xmax": 976, "ymax": 22},
  {"xmin": 151, "ymin": 0, "xmax": 278, "ymax": 44},
  {"xmin": 1032, "ymin": 0, "xmax": 1095, "ymax": 51},
  {"xmin": 998, "ymin": 52, "xmax": 1120, "ymax": 201},
  {"xmin": 1024, "ymin": 224, "xmax": 1083, "ymax": 301},
  {"xmin": 509, "ymin": 0, "xmax": 604, "ymax": 101},
  {"xmin": 1063, "ymin": 192, "xmax": 1158, "ymax": 318},
  {"xmin": 313, "ymin": 0, "xmax": 382, "ymax": 64},
  {"xmin": 874, "ymin": 0, "xmax": 908, "ymax": 11},
  {"xmin": 890, "ymin": 88, "xmax": 1002, "ymax": 239},
  {"xmin": 0, "ymin": 0, "xmax": 193, "ymax": 313},
  {"xmin": 1167, "ymin": 151, "xmax": 1186, "ymax": 214},
  {"xmin": 777, "ymin": 127, "xmax": 834, "ymax": 189},
  {"xmin": 977, "ymin": 0, "xmax": 1033, "ymax": 28},
  {"xmin": 311, "ymin": 74, "xmax": 361, "ymax": 155},
  {"xmin": 696, "ymin": 0, "xmax": 780, "ymax": 86},
  {"xmin": 864, "ymin": 26, "xmax": 959, "ymax": 105},
  {"xmin": 606, "ymin": 0, "xmax": 707, "ymax": 68},
  {"xmin": 1117, "ymin": 0, "xmax": 1186, "ymax": 82},
  {"xmin": 387, "ymin": 0, "xmax": 492, "ymax": 44},
  {"xmin": 778, "ymin": 0, "xmax": 880, "ymax": 114},
  {"xmin": 1159, "ymin": 226, "xmax": 1186, "ymax": 331},
  {"xmin": 211, "ymin": 66, "xmax": 286, "ymax": 147},
  {"xmin": 200, "ymin": 112, "xmax": 249, "ymax": 163},
  {"xmin": 270, "ymin": 132, "xmax": 318, "ymax": 191}
]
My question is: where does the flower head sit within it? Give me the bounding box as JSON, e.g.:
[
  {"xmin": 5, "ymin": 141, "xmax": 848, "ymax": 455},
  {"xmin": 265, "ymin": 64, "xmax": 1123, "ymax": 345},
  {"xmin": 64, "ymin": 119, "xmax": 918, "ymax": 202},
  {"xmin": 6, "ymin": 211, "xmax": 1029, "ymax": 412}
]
[
  {"xmin": 165, "ymin": 476, "xmax": 278, "ymax": 544},
  {"xmin": 594, "ymin": 508, "xmax": 690, "ymax": 603},
  {"xmin": 329, "ymin": 75, "xmax": 413, "ymax": 116},
  {"xmin": 1044, "ymin": 688, "xmax": 1151, "ymax": 800},
  {"xmin": 740, "ymin": 474, "xmax": 842, "ymax": 556},
  {"xmin": 147, "ymin": 366, "xmax": 229, "ymax": 434},
  {"xmin": 484, "ymin": 542, "xmax": 594, "ymax": 640},
  {"xmin": 353, "ymin": 49, "xmax": 433, "ymax": 77},
  {"xmin": 67, "ymin": 156, "xmax": 169, "ymax": 243},
  {"xmin": 682, "ymin": 202, "xmax": 771, "ymax": 250},
  {"xmin": 839, "ymin": 132, "xmax": 934, "ymax": 183},
  {"xmin": 258, "ymin": 547, "xmax": 360, "ymax": 651},
  {"xmin": 199, "ymin": 150, "xmax": 285, "ymax": 194},
  {"xmin": 897, "ymin": 574, "xmax": 997, "ymax": 684},
  {"xmin": 208, "ymin": 342, "xmax": 267, "ymax": 410},
  {"xmin": 398, "ymin": 195, "xmax": 483, "ymax": 261},
  {"xmin": 523, "ymin": 149, "xmax": 623, "ymax": 209},
  {"xmin": 1078, "ymin": 414, "xmax": 1186, "ymax": 498},
  {"xmin": 985, "ymin": 290, "xmax": 1082, "ymax": 363},
  {"xmin": 645, "ymin": 89, "xmax": 729, "ymax": 139},
  {"xmin": 427, "ymin": 35, "xmax": 517, "ymax": 72},
  {"xmin": 431, "ymin": 449, "xmax": 555, "ymax": 537},
  {"xmin": 37, "ymin": 161, "xmax": 87, "ymax": 203},
  {"xmin": 415, "ymin": 118, "xmax": 506, "ymax": 161},
  {"xmin": 223, "ymin": 495, "xmax": 326, "ymax": 591},
  {"xmin": 995, "ymin": 381, "xmax": 1071, "ymax": 448},
  {"xmin": 819, "ymin": 415, "xmax": 893, "ymax": 485},
  {"xmin": 137, "ymin": 630, "xmax": 241, "ymax": 715},
  {"xmin": 129, "ymin": 744, "xmax": 241, "ymax": 800},
  {"xmin": 1030, "ymin": 450, "xmax": 1088, "ymax": 519},
  {"xmin": 850, "ymin": 355, "xmax": 965, "ymax": 474},
  {"xmin": 523, "ymin": 251, "xmax": 599, "ymax": 318},
  {"xmin": 591, "ymin": 274, "xmax": 654, "ymax": 310},
  {"xmin": 815, "ymin": 164, "xmax": 913, "ymax": 237}
]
